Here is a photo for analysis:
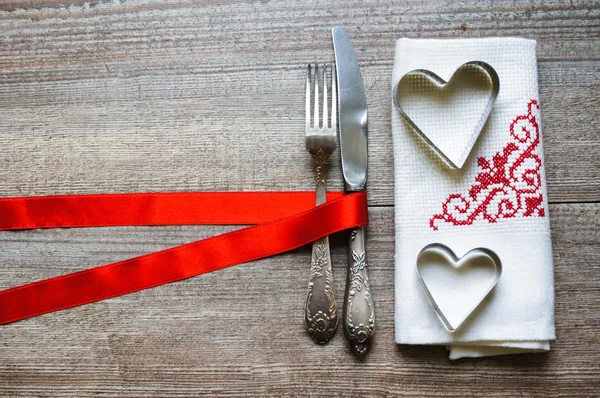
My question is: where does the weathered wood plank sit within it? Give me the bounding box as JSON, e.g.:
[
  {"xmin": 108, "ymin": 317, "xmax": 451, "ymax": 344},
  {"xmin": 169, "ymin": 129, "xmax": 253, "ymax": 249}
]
[
  {"xmin": 0, "ymin": 203, "xmax": 598, "ymax": 397},
  {"xmin": 0, "ymin": 0, "xmax": 599, "ymax": 74},
  {"xmin": 0, "ymin": 60, "xmax": 598, "ymax": 203}
]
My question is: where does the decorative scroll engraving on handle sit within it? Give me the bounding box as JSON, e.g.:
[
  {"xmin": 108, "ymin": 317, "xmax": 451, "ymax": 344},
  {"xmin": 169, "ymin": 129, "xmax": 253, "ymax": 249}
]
[
  {"xmin": 312, "ymin": 149, "xmax": 329, "ymax": 186},
  {"xmin": 305, "ymin": 239, "xmax": 338, "ymax": 344},
  {"xmin": 343, "ymin": 227, "xmax": 375, "ymax": 355}
]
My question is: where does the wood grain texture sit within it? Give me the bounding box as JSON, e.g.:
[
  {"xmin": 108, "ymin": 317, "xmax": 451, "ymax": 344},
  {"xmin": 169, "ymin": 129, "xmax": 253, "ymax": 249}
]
[
  {"xmin": 0, "ymin": 0, "xmax": 599, "ymax": 396},
  {"xmin": 0, "ymin": 205, "xmax": 598, "ymax": 397}
]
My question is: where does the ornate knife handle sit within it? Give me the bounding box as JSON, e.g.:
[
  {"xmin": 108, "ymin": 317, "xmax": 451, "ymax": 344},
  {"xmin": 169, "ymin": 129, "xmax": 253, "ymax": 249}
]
[
  {"xmin": 304, "ymin": 179, "xmax": 338, "ymax": 344},
  {"xmin": 343, "ymin": 226, "xmax": 374, "ymax": 355}
]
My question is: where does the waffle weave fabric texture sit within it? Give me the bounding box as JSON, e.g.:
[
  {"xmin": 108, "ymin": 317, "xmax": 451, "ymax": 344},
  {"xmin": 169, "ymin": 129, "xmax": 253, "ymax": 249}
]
[{"xmin": 392, "ymin": 38, "xmax": 555, "ymax": 359}]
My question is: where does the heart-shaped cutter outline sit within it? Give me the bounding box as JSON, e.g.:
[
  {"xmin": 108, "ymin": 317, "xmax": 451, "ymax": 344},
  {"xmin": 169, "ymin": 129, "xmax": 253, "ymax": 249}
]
[
  {"xmin": 393, "ymin": 61, "xmax": 500, "ymax": 169},
  {"xmin": 416, "ymin": 243, "xmax": 502, "ymax": 332}
]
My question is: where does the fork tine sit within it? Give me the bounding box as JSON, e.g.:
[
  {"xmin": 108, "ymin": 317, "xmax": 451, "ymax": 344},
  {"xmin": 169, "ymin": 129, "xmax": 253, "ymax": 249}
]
[
  {"xmin": 322, "ymin": 64, "xmax": 328, "ymax": 129},
  {"xmin": 331, "ymin": 64, "xmax": 337, "ymax": 130},
  {"xmin": 306, "ymin": 64, "xmax": 311, "ymax": 130},
  {"xmin": 313, "ymin": 64, "xmax": 319, "ymax": 129}
]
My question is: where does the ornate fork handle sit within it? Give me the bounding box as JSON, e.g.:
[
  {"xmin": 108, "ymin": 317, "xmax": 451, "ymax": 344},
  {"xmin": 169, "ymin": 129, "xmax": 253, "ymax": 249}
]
[{"xmin": 304, "ymin": 151, "xmax": 338, "ymax": 344}]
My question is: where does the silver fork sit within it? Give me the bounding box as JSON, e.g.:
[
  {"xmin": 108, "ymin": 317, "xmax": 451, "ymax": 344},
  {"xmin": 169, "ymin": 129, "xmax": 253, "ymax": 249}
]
[{"xmin": 304, "ymin": 63, "xmax": 338, "ymax": 344}]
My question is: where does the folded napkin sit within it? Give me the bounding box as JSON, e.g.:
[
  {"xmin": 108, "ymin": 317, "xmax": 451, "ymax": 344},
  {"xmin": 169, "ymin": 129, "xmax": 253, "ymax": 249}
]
[{"xmin": 392, "ymin": 38, "xmax": 555, "ymax": 359}]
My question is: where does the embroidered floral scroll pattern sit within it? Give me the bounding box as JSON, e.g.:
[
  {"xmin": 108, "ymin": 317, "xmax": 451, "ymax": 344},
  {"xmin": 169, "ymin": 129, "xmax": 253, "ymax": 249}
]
[{"xmin": 430, "ymin": 100, "xmax": 545, "ymax": 231}]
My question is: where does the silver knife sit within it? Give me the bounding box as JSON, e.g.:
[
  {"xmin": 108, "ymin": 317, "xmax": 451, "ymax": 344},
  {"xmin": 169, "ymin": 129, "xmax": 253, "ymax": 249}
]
[{"xmin": 332, "ymin": 26, "xmax": 374, "ymax": 356}]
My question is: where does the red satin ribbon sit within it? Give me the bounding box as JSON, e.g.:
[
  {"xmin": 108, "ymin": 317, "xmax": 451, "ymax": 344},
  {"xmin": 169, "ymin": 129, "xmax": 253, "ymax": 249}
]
[
  {"xmin": 0, "ymin": 191, "xmax": 346, "ymax": 230},
  {"xmin": 0, "ymin": 191, "xmax": 367, "ymax": 324}
]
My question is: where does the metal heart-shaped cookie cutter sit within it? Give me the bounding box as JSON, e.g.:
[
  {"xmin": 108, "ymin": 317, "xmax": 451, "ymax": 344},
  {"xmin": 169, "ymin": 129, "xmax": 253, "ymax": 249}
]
[
  {"xmin": 416, "ymin": 243, "xmax": 502, "ymax": 332},
  {"xmin": 393, "ymin": 61, "xmax": 500, "ymax": 169}
]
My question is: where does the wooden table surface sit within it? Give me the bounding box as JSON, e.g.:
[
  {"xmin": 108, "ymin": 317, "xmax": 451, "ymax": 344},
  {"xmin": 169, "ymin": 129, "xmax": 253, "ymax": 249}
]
[{"xmin": 1, "ymin": 1, "xmax": 599, "ymax": 396}]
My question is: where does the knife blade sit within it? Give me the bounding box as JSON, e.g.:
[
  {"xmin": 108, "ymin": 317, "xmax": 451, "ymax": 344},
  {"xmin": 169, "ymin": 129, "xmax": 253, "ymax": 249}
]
[{"xmin": 332, "ymin": 26, "xmax": 374, "ymax": 356}]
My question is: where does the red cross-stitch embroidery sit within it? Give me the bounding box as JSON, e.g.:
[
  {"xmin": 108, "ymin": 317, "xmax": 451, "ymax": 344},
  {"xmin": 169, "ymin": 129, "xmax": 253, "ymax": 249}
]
[{"xmin": 430, "ymin": 99, "xmax": 545, "ymax": 231}]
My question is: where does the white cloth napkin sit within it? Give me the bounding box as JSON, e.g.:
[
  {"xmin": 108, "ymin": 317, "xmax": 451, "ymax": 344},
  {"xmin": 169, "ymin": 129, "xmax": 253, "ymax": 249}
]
[{"xmin": 392, "ymin": 38, "xmax": 555, "ymax": 359}]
